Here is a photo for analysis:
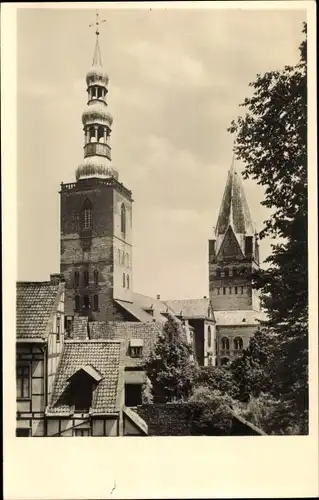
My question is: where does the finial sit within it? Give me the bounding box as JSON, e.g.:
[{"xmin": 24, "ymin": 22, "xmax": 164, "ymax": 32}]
[{"xmin": 89, "ymin": 9, "xmax": 107, "ymax": 66}]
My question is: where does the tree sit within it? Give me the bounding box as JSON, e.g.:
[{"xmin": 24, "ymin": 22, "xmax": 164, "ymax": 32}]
[
  {"xmin": 228, "ymin": 23, "xmax": 308, "ymax": 432},
  {"xmin": 194, "ymin": 365, "xmax": 238, "ymax": 399},
  {"xmin": 229, "ymin": 329, "xmax": 277, "ymax": 402},
  {"xmin": 188, "ymin": 387, "xmax": 235, "ymax": 435},
  {"xmin": 144, "ymin": 315, "xmax": 197, "ymax": 402}
]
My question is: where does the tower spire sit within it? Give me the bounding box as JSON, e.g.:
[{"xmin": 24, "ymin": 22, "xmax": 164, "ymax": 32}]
[
  {"xmin": 89, "ymin": 10, "xmax": 106, "ymax": 67},
  {"xmin": 76, "ymin": 9, "xmax": 117, "ymax": 182}
]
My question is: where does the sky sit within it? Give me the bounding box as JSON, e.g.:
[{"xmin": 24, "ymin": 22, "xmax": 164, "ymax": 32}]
[{"xmin": 17, "ymin": 5, "xmax": 306, "ymax": 300}]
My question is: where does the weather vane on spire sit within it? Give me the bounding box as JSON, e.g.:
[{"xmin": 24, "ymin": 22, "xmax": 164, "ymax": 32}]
[
  {"xmin": 89, "ymin": 9, "xmax": 106, "ymax": 36},
  {"xmin": 89, "ymin": 10, "xmax": 106, "ymax": 67}
]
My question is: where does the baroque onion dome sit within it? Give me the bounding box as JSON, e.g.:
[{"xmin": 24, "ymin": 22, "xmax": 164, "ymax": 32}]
[
  {"xmin": 214, "ymin": 156, "xmax": 255, "ymax": 255},
  {"xmin": 76, "ymin": 23, "xmax": 118, "ymax": 181}
]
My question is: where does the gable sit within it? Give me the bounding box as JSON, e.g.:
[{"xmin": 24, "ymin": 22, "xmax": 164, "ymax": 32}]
[{"xmin": 216, "ymin": 226, "xmax": 244, "ymax": 260}]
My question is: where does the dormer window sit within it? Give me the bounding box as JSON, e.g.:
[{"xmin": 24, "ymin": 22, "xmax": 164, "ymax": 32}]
[
  {"xmin": 129, "ymin": 339, "xmax": 143, "ymax": 358},
  {"xmin": 68, "ymin": 365, "xmax": 103, "ymax": 413}
]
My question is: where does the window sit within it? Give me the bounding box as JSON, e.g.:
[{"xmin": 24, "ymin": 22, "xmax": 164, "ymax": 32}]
[
  {"xmin": 121, "ymin": 251, "xmax": 125, "ymax": 265},
  {"xmin": 221, "ymin": 337, "xmax": 230, "ymax": 350},
  {"xmin": 16, "ymin": 365, "xmax": 30, "ymax": 399},
  {"xmin": 223, "ymin": 287, "xmax": 226, "ymax": 295},
  {"xmin": 126, "ymin": 274, "xmax": 130, "ymax": 289},
  {"xmin": 208, "ymin": 356, "xmax": 213, "ymax": 366},
  {"xmin": 74, "ymin": 271, "xmax": 79, "ymax": 288},
  {"xmin": 74, "ymin": 295, "xmax": 80, "ymax": 312},
  {"xmin": 216, "ymin": 268, "xmax": 221, "ymax": 277},
  {"xmin": 121, "ymin": 203, "xmax": 126, "ymax": 235},
  {"xmin": 126, "ymin": 253, "xmax": 130, "ymax": 267},
  {"xmin": 240, "ymin": 266, "xmax": 246, "ymax": 275},
  {"xmin": 94, "ymin": 269, "xmax": 99, "ymax": 285},
  {"xmin": 224, "ymin": 267, "xmax": 229, "ymax": 277},
  {"xmin": 234, "ymin": 337, "xmax": 243, "ymax": 351},
  {"xmin": 93, "ymin": 294, "xmax": 99, "ymax": 311},
  {"xmin": 83, "ymin": 270, "xmax": 89, "ymax": 287},
  {"xmin": 229, "ymin": 287, "xmax": 232, "ymax": 294},
  {"xmin": 16, "ymin": 428, "xmax": 30, "ymax": 437},
  {"xmin": 98, "ymin": 126, "xmax": 104, "ymax": 143},
  {"xmin": 207, "ymin": 326, "xmax": 212, "ymax": 347},
  {"xmin": 83, "ymin": 295, "xmax": 90, "ymax": 309},
  {"xmin": 83, "ymin": 199, "xmax": 92, "ymax": 230},
  {"xmin": 89, "ymin": 126, "xmax": 95, "ymax": 141},
  {"xmin": 125, "ymin": 384, "xmax": 142, "ymax": 407},
  {"xmin": 235, "ymin": 286, "xmax": 238, "ymax": 294},
  {"xmin": 56, "ymin": 315, "xmax": 61, "ymax": 342},
  {"xmin": 217, "ymin": 288, "xmax": 220, "ymax": 295},
  {"xmin": 118, "ymin": 249, "xmax": 121, "ymax": 264},
  {"xmin": 122, "ymin": 273, "xmax": 126, "ymax": 288},
  {"xmin": 130, "ymin": 346, "xmax": 143, "ymax": 358},
  {"xmin": 232, "ymin": 267, "xmax": 237, "ymax": 277},
  {"xmin": 241, "ymin": 286, "xmax": 244, "ymax": 295},
  {"xmin": 74, "ymin": 428, "xmax": 90, "ymax": 437}
]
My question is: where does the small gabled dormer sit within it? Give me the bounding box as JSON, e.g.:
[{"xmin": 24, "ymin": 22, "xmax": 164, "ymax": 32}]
[
  {"xmin": 143, "ymin": 305, "xmax": 154, "ymax": 317},
  {"xmin": 129, "ymin": 339, "xmax": 143, "ymax": 358},
  {"xmin": 68, "ymin": 364, "xmax": 103, "ymax": 413}
]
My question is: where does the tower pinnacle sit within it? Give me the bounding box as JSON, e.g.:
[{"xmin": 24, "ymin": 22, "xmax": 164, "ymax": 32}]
[{"xmin": 76, "ymin": 10, "xmax": 117, "ymax": 182}]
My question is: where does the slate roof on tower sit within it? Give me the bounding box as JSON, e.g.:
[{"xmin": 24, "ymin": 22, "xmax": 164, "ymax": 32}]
[
  {"xmin": 215, "ymin": 162, "xmax": 255, "ymax": 252},
  {"xmin": 46, "ymin": 339, "xmax": 125, "ymax": 416},
  {"xmin": 16, "ymin": 281, "xmax": 64, "ymax": 340}
]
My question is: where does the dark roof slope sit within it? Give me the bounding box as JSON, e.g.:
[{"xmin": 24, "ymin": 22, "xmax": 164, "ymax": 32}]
[
  {"xmin": 46, "ymin": 339, "xmax": 125, "ymax": 416},
  {"xmin": 164, "ymin": 297, "xmax": 215, "ymax": 320},
  {"xmin": 16, "ymin": 281, "xmax": 64, "ymax": 340}
]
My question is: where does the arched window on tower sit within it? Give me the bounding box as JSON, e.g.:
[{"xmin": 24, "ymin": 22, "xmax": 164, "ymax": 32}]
[
  {"xmin": 216, "ymin": 268, "xmax": 221, "ymax": 278},
  {"xmin": 233, "ymin": 337, "xmax": 243, "ymax": 351},
  {"xmin": 83, "ymin": 270, "xmax": 89, "ymax": 287},
  {"xmin": 221, "ymin": 337, "xmax": 230, "ymax": 350},
  {"xmin": 98, "ymin": 126, "xmax": 104, "ymax": 143},
  {"xmin": 74, "ymin": 295, "xmax": 80, "ymax": 312},
  {"xmin": 83, "ymin": 198, "xmax": 92, "ymax": 230},
  {"xmin": 94, "ymin": 270, "xmax": 99, "ymax": 285},
  {"xmin": 89, "ymin": 126, "xmax": 95, "ymax": 142},
  {"xmin": 207, "ymin": 326, "xmax": 212, "ymax": 348},
  {"xmin": 121, "ymin": 203, "xmax": 126, "ymax": 235},
  {"xmin": 126, "ymin": 274, "xmax": 130, "ymax": 289},
  {"xmin": 224, "ymin": 267, "xmax": 229, "ymax": 277},
  {"xmin": 74, "ymin": 271, "xmax": 79, "ymax": 288},
  {"xmin": 122, "ymin": 273, "xmax": 126, "ymax": 288},
  {"xmin": 93, "ymin": 294, "xmax": 99, "ymax": 311}
]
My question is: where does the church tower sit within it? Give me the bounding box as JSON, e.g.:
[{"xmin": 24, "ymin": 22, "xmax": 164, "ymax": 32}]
[
  {"xmin": 60, "ymin": 14, "xmax": 133, "ymax": 321},
  {"xmin": 208, "ymin": 159, "xmax": 260, "ymax": 312}
]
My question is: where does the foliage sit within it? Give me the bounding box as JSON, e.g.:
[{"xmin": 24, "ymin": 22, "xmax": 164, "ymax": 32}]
[
  {"xmin": 188, "ymin": 387, "xmax": 234, "ymax": 434},
  {"xmin": 237, "ymin": 393, "xmax": 306, "ymax": 435},
  {"xmin": 194, "ymin": 365, "xmax": 239, "ymax": 398},
  {"xmin": 141, "ymin": 380, "xmax": 154, "ymax": 404},
  {"xmin": 144, "ymin": 315, "xmax": 197, "ymax": 403},
  {"xmin": 228, "ymin": 23, "xmax": 308, "ymax": 432}
]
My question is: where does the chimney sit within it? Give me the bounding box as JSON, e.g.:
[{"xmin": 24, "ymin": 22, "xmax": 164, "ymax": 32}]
[
  {"xmin": 156, "ymin": 294, "xmax": 161, "ymax": 300},
  {"xmin": 50, "ymin": 273, "xmax": 65, "ymax": 285}
]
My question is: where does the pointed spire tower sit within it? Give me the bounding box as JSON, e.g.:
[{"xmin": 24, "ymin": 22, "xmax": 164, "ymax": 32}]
[
  {"xmin": 76, "ymin": 12, "xmax": 117, "ymax": 181},
  {"xmin": 208, "ymin": 153, "xmax": 260, "ymax": 312}
]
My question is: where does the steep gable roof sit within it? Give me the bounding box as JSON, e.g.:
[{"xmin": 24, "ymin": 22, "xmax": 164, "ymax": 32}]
[
  {"xmin": 46, "ymin": 339, "xmax": 125, "ymax": 416},
  {"xmin": 16, "ymin": 281, "xmax": 64, "ymax": 340}
]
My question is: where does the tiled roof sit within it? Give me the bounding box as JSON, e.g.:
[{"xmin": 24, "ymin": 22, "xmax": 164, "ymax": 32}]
[
  {"xmin": 115, "ymin": 291, "xmax": 177, "ymax": 324},
  {"xmin": 16, "ymin": 281, "xmax": 64, "ymax": 340},
  {"xmin": 72, "ymin": 316, "xmax": 89, "ymax": 340},
  {"xmin": 89, "ymin": 321, "xmax": 163, "ymax": 367},
  {"xmin": 164, "ymin": 298, "xmax": 215, "ymax": 320},
  {"xmin": 47, "ymin": 340, "xmax": 124, "ymax": 416},
  {"xmin": 214, "ymin": 309, "xmax": 267, "ymax": 326}
]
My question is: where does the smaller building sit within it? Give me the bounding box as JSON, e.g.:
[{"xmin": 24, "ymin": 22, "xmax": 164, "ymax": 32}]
[
  {"xmin": 16, "ymin": 278, "xmax": 65, "ymax": 436},
  {"xmin": 164, "ymin": 297, "xmax": 216, "ymax": 366}
]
